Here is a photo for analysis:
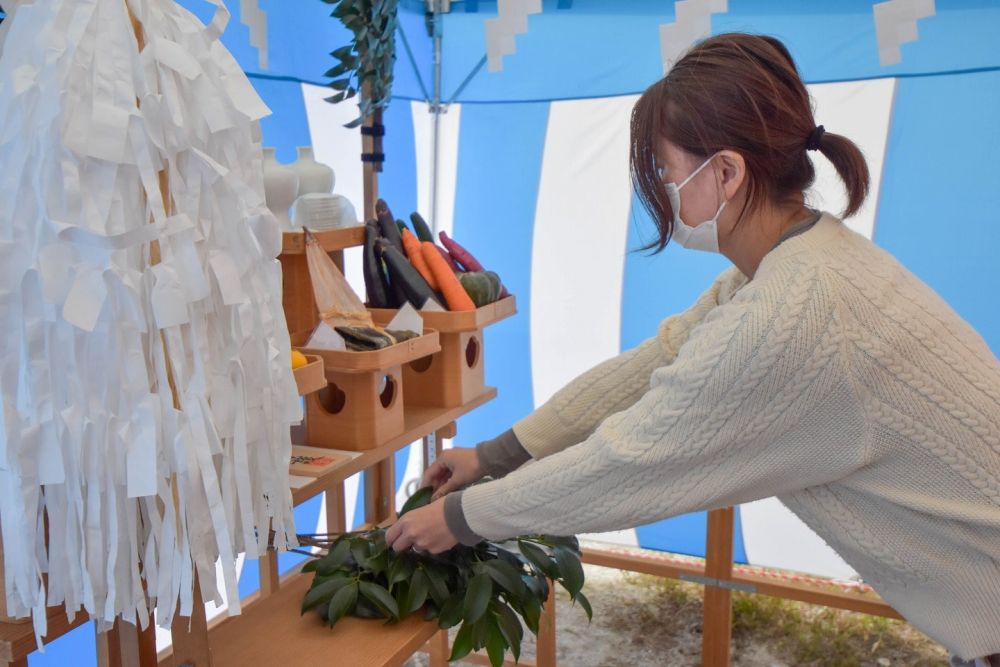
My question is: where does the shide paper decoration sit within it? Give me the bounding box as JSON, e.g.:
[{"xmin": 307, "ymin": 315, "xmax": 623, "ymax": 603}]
[
  {"xmin": 659, "ymin": 0, "xmax": 729, "ymax": 74},
  {"xmin": 239, "ymin": 0, "xmax": 268, "ymax": 70},
  {"xmin": 0, "ymin": 0, "xmax": 298, "ymax": 643}
]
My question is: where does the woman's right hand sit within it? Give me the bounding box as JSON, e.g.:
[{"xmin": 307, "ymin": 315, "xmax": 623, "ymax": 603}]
[{"xmin": 421, "ymin": 448, "xmax": 485, "ymax": 501}]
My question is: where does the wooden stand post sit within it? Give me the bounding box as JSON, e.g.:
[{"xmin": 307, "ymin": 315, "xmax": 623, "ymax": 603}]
[
  {"xmin": 701, "ymin": 508, "xmax": 735, "ymax": 667},
  {"xmin": 535, "ymin": 580, "xmax": 557, "ymax": 667}
]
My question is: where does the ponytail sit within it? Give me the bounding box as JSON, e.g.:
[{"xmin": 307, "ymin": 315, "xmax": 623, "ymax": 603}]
[{"xmin": 815, "ymin": 131, "xmax": 870, "ymax": 218}]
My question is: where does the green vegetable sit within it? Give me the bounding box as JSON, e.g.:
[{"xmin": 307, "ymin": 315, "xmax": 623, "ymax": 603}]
[
  {"xmin": 458, "ymin": 271, "xmax": 502, "ymax": 308},
  {"xmin": 409, "ymin": 212, "xmax": 434, "ymax": 243}
]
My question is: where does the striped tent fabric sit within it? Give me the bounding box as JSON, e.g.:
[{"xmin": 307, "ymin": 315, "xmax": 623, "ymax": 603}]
[{"xmin": 15, "ymin": 0, "xmax": 999, "ymax": 661}]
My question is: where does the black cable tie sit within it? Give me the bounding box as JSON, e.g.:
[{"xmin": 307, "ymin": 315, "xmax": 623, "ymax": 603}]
[
  {"xmin": 361, "ymin": 152, "xmax": 386, "ymax": 163},
  {"xmin": 360, "ymin": 125, "xmax": 386, "ymax": 137}
]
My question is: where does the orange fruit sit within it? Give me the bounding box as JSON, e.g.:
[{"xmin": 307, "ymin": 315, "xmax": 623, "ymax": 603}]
[{"xmin": 291, "ymin": 350, "xmax": 309, "ymax": 369}]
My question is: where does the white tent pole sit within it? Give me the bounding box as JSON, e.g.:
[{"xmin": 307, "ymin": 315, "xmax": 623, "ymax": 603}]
[{"xmin": 430, "ymin": 1, "xmax": 443, "ymax": 234}]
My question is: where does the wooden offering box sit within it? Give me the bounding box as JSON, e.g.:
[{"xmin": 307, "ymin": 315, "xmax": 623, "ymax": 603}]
[
  {"xmin": 291, "ymin": 329, "xmax": 440, "ymax": 452},
  {"xmin": 292, "ymin": 354, "xmax": 325, "ymax": 396},
  {"xmin": 369, "ymin": 296, "xmax": 516, "ymax": 408}
]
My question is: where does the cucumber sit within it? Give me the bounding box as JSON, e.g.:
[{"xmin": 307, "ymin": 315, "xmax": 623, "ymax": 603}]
[
  {"xmin": 375, "ymin": 238, "xmax": 407, "ymax": 308},
  {"xmin": 409, "ymin": 212, "xmax": 434, "ymax": 243}
]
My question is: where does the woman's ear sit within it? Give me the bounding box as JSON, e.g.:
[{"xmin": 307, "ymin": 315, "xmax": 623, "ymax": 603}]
[{"xmin": 716, "ymin": 150, "xmax": 746, "ymax": 200}]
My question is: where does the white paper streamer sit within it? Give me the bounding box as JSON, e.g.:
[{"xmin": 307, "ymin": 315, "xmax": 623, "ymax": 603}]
[
  {"xmin": 0, "ymin": 0, "xmax": 298, "ymax": 641},
  {"xmin": 873, "ymin": 0, "xmax": 935, "ymax": 66},
  {"xmin": 659, "ymin": 0, "xmax": 728, "ymax": 74}
]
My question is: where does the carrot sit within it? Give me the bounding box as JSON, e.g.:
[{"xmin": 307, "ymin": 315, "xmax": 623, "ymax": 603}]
[
  {"xmin": 435, "ymin": 244, "xmax": 461, "ymax": 273},
  {"xmin": 439, "ymin": 230, "xmax": 485, "ymax": 272},
  {"xmin": 421, "ymin": 241, "xmax": 475, "ymax": 311},
  {"xmin": 400, "ymin": 229, "xmax": 440, "ymax": 291}
]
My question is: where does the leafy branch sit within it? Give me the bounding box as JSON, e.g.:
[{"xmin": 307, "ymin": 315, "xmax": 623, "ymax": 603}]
[
  {"xmin": 300, "ymin": 487, "xmax": 592, "ymax": 666},
  {"xmin": 322, "ymin": 0, "xmax": 399, "ymax": 128}
]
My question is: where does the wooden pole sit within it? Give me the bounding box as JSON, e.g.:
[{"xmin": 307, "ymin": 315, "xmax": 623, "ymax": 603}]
[
  {"xmin": 535, "ymin": 579, "xmax": 557, "ymax": 667},
  {"xmin": 127, "ymin": 5, "xmax": 211, "ymax": 664},
  {"xmin": 701, "ymin": 508, "xmax": 735, "ymax": 667}
]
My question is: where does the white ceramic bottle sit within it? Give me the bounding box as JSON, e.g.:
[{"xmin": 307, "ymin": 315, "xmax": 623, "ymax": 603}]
[
  {"xmin": 262, "ymin": 147, "xmax": 299, "ymax": 230},
  {"xmin": 291, "ymin": 146, "xmax": 335, "ymax": 196}
]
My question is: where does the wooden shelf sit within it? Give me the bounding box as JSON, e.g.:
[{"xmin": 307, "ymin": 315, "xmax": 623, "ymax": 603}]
[
  {"xmin": 202, "ymin": 570, "xmax": 439, "ymax": 667},
  {"xmin": 291, "ymin": 387, "xmax": 497, "ymax": 506},
  {"xmin": 281, "ymin": 226, "xmax": 365, "ymax": 255},
  {"xmin": 0, "ymin": 604, "xmax": 89, "ymax": 664},
  {"xmin": 369, "ymin": 295, "xmax": 518, "ymax": 334}
]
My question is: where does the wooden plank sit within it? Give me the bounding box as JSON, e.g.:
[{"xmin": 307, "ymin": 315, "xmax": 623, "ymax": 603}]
[
  {"xmin": 291, "ymin": 388, "xmax": 497, "ymax": 506},
  {"xmin": 702, "ymin": 508, "xmax": 735, "ymax": 667},
  {"xmin": 463, "ymin": 652, "xmax": 532, "ymax": 667},
  {"xmin": 326, "ymin": 484, "xmax": 347, "ymax": 535},
  {"xmin": 280, "ymin": 226, "xmax": 365, "ymax": 255},
  {"xmin": 0, "ymin": 605, "xmax": 89, "ymax": 663},
  {"xmin": 581, "ymin": 547, "xmax": 902, "ymax": 619},
  {"xmin": 535, "ymin": 579, "xmax": 557, "ymax": 667},
  {"xmin": 138, "ymin": 617, "xmax": 158, "ymax": 666},
  {"xmin": 206, "ymin": 571, "xmax": 439, "ymax": 667}
]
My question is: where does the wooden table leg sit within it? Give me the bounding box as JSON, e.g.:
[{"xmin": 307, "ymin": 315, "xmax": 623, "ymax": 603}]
[
  {"xmin": 701, "ymin": 507, "xmax": 735, "ymax": 667},
  {"xmin": 536, "ymin": 579, "xmax": 557, "ymax": 667},
  {"xmin": 427, "ymin": 628, "xmax": 450, "ymax": 667}
]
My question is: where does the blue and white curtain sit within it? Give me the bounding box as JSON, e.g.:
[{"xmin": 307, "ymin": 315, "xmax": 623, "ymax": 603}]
[{"xmin": 22, "ymin": 0, "xmax": 1000, "ymax": 661}]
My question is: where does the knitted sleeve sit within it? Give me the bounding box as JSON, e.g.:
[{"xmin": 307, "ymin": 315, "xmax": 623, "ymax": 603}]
[
  {"xmin": 513, "ymin": 266, "xmax": 749, "ymax": 459},
  {"xmin": 461, "ymin": 262, "xmax": 867, "ymax": 541}
]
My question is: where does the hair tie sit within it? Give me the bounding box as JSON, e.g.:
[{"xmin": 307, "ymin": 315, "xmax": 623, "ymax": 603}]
[{"xmin": 806, "ymin": 125, "xmax": 826, "ymax": 151}]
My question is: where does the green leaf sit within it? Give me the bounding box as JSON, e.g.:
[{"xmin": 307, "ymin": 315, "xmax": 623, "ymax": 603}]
[
  {"xmin": 354, "ymin": 595, "xmax": 384, "ymax": 619},
  {"xmin": 301, "ymin": 576, "xmax": 353, "ymax": 614},
  {"xmin": 301, "ymin": 559, "xmax": 318, "ymax": 573},
  {"xmin": 332, "ymin": 45, "xmax": 354, "ymax": 60},
  {"xmin": 437, "ymin": 596, "xmax": 464, "ymax": 629},
  {"xmin": 387, "ymin": 554, "xmax": 414, "ymax": 588},
  {"xmin": 449, "ymin": 621, "xmax": 475, "ymax": 662},
  {"xmin": 575, "ymin": 590, "xmax": 593, "ymax": 622},
  {"xmin": 406, "ymin": 569, "xmax": 430, "ymax": 614},
  {"xmin": 399, "ymin": 486, "xmax": 434, "ymax": 517},
  {"xmin": 422, "ymin": 565, "xmax": 450, "ymax": 606},
  {"xmin": 519, "ymin": 541, "xmax": 557, "ymax": 579},
  {"xmin": 326, "ymin": 582, "xmax": 358, "ymax": 627},
  {"xmin": 325, "ymin": 92, "xmax": 348, "ymax": 105},
  {"xmin": 324, "ymin": 63, "xmax": 351, "ymax": 79},
  {"xmin": 344, "ymin": 116, "xmax": 365, "ymax": 129},
  {"xmin": 463, "ymin": 572, "xmax": 492, "ymax": 624},
  {"xmin": 317, "ymin": 540, "xmax": 351, "ymax": 576},
  {"xmin": 482, "ymin": 559, "xmax": 527, "ymax": 598},
  {"xmin": 351, "ymin": 540, "xmax": 370, "ymax": 569},
  {"xmin": 553, "ymin": 546, "xmax": 585, "ymax": 598},
  {"xmin": 329, "ymin": 78, "xmax": 352, "ymax": 91},
  {"xmin": 521, "ymin": 595, "xmax": 541, "ymax": 634},
  {"xmin": 359, "ymin": 581, "xmax": 400, "ymax": 620},
  {"xmin": 493, "ymin": 600, "xmax": 524, "ymax": 649},
  {"xmin": 485, "ymin": 618, "xmax": 507, "ymax": 667}
]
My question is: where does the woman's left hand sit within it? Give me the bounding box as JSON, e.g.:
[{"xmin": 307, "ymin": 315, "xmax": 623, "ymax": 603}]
[{"xmin": 385, "ymin": 498, "xmax": 458, "ymax": 554}]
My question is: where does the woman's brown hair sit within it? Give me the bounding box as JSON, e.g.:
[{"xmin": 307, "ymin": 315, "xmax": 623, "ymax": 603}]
[{"xmin": 630, "ymin": 33, "xmax": 870, "ymax": 252}]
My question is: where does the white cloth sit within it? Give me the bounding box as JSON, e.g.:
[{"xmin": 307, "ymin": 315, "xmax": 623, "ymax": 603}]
[{"xmin": 463, "ymin": 213, "xmax": 1000, "ymax": 659}]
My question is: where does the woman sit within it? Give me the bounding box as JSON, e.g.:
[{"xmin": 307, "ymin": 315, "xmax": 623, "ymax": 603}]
[{"xmin": 385, "ymin": 33, "xmax": 1000, "ymax": 664}]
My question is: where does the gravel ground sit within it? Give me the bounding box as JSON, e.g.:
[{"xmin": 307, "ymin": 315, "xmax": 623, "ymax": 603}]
[{"xmin": 403, "ymin": 561, "xmax": 950, "ymax": 667}]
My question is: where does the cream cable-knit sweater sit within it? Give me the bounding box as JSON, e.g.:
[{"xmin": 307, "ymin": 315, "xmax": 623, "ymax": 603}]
[{"xmin": 460, "ymin": 214, "xmax": 1000, "ymax": 659}]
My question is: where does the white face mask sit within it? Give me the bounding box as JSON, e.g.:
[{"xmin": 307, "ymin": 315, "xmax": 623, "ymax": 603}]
[{"xmin": 663, "ymin": 152, "xmax": 727, "ymax": 253}]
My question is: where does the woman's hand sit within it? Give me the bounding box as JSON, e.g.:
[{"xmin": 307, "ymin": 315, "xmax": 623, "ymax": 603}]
[
  {"xmin": 385, "ymin": 498, "xmax": 457, "ymax": 554},
  {"xmin": 421, "ymin": 448, "xmax": 484, "ymax": 501}
]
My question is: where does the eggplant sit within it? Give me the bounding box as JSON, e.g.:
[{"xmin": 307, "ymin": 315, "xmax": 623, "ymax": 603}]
[
  {"xmin": 378, "ymin": 240, "xmax": 442, "ymax": 310},
  {"xmin": 375, "ymin": 198, "xmax": 406, "ymax": 258},
  {"xmin": 375, "ymin": 243, "xmax": 407, "ymax": 309},
  {"xmin": 363, "ymin": 222, "xmax": 390, "ymax": 308}
]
